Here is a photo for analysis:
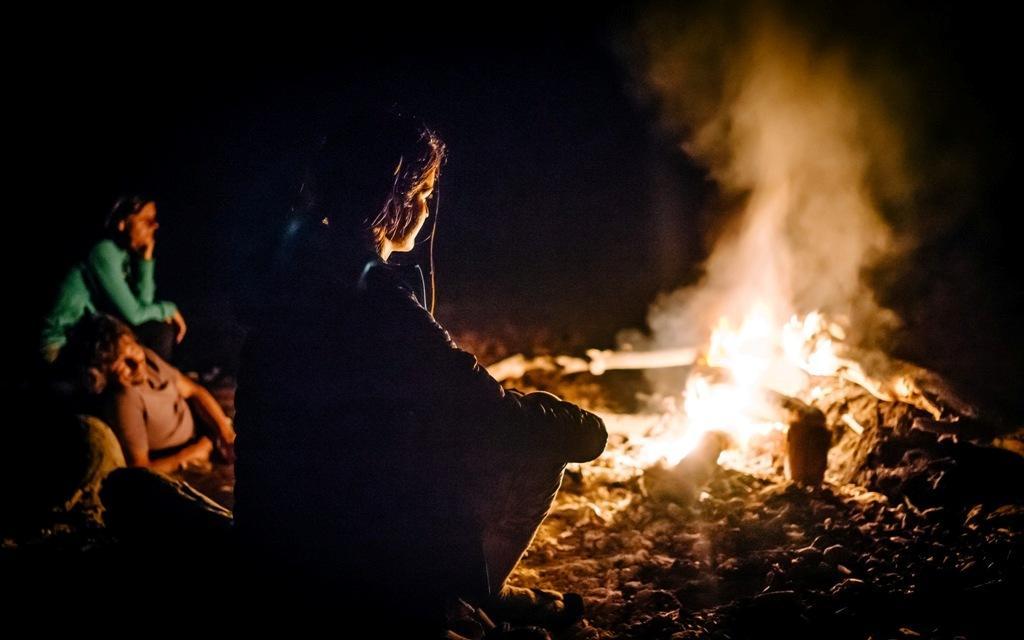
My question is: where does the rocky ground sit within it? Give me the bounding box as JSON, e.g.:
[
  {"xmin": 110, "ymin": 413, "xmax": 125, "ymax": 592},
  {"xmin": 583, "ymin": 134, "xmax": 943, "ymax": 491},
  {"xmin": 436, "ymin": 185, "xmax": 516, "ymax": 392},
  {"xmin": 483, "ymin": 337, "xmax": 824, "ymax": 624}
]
[
  {"xmin": 3, "ymin": 360, "xmax": 1022, "ymax": 638},
  {"xmin": 497, "ymin": 361, "xmax": 1024, "ymax": 640},
  {"xmin": 511, "ymin": 417, "xmax": 1022, "ymax": 639}
]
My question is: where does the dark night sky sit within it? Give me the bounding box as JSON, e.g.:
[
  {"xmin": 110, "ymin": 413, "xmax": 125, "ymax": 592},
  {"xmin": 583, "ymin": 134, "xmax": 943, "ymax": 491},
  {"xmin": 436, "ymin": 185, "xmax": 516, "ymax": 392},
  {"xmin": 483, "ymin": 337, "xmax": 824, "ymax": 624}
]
[
  {"xmin": 14, "ymin": 12, "xmax": 708, "ymax": 364},
  {"xmin": 13, "ymin": 4, "xmax": 1022, "ymax": 416}
]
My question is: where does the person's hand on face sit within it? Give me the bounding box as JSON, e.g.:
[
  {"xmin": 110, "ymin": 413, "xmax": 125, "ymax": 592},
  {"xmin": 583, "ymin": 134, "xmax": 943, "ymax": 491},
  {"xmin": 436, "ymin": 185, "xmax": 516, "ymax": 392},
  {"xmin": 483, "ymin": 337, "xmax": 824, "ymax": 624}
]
[
  {"xmin": 120, "ymin": 201, "xmax": 159, "ymax": 259},
  {"xmin": 112, "ymin": 336, "xmax": 148, "ymax": 387}
]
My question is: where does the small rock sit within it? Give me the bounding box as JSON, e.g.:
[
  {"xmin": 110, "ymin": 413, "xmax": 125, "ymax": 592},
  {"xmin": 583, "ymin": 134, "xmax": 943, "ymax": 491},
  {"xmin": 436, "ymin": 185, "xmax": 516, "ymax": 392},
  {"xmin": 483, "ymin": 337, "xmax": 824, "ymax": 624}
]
[
  {"xmin": 634, "ymin": 588, "xmax": 681, "ymax": 612},
  {"xmin": 823, "ymin": 544, "xmax": 857, "ymax": 566}
]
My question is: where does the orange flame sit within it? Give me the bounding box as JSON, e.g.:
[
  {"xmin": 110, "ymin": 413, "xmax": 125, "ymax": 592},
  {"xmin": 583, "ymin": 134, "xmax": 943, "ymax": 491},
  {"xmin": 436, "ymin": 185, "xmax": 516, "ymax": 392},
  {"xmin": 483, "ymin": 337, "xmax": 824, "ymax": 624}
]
[{"xmin": 644, "ymin": 303, "xmax": 845, "ymax": 473}]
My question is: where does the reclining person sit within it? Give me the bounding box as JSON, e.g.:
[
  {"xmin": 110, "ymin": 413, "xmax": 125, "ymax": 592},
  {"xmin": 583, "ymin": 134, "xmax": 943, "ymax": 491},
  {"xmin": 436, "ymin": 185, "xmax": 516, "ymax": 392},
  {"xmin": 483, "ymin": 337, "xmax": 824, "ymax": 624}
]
[{"xmin": 58, "ymin": 313, "xmax": 235, "ymax": 474}]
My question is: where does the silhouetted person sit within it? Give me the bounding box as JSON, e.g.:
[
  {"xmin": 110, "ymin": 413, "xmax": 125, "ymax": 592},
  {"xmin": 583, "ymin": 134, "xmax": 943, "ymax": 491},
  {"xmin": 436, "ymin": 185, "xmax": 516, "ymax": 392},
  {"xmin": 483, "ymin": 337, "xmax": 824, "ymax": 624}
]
[{"xmin": 234, "ymin": 111, "xmax": 607, "ymax": 630}]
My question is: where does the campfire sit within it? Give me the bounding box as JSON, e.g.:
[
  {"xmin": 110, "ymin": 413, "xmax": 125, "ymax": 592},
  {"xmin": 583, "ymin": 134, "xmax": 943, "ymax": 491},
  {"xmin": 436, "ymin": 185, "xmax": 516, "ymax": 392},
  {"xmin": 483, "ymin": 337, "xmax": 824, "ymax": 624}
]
[
  {"xmin": 482, "ymin": 300, "xmax": 1020, "ymax": 638},
  {"xmin": 473, "ymin": 8, "xmax": 1024, "ymax": 637},
  {"xmin": 489, "ymin": 297, "xmax": 969, "ymax": 479}
]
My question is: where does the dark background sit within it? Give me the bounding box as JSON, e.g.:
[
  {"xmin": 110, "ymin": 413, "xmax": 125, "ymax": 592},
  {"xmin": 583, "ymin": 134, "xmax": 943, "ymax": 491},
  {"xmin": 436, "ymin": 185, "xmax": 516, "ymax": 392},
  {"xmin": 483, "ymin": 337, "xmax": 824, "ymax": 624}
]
[{"xmin": 11, "ymin": 3, "xmax": 1022, "ymax": 419}]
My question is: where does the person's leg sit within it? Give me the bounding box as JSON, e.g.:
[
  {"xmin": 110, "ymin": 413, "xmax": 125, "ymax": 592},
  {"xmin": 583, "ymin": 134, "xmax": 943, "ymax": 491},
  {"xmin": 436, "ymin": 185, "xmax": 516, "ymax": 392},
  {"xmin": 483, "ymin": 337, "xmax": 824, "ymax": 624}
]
[
  {"xmin": 467, "ymin": 451, "xmax": 585, "ymax": 628},
  {"xmin": 133, "ymin": 320, "xmax": 176, "ymax": 361},
  {"xmin": 476, "ymin": 452, "xmax": 566, "ymax": 595}
]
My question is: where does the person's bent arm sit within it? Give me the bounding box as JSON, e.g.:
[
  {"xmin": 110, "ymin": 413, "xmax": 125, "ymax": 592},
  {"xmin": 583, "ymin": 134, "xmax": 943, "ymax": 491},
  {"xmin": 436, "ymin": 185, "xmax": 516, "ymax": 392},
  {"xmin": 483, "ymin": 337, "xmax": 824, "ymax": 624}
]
[
  {"xmin": 107, "ymin": 387, "xmax": 213, "ymax": 473},
  {"xmin": 86, "ymin": 240, "xmax": 177, "ymax": 325},
  {"xmin": 141, "ymin": 438, "xmax": 214, "ymax": 475},
  {"xmin": 371, "ymin": 276, "xmax": 607, "ymax": 463},
  {"xmin": 504, "ymin": 389, "xmax": 608, "ymax": 463},
  {"xmin": 133, "ymin": 254, "xmax": 157, "ymax": 304},
  {"xmin": 176, "ymin": 371, "xmax": 236, "ymax": 461}
]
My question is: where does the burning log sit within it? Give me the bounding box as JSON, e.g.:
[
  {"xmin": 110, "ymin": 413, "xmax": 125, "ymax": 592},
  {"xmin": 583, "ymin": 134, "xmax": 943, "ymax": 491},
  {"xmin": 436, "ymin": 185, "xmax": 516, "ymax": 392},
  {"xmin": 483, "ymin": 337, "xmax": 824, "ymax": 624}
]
[
  {"xmin": 486, "ymin": 348, "xmax": 698, "ymax": 382},
  {"xmin": 585, "ymin": 347, "xmax": 698, "ymax": 375},
  {"xmin": 485, "ymin": 354, "xmax": 560, "ymax": 381},
  {"xmin": 775, "ymin": 393, "xmax": 830, "ymax": 486},
  {"xmin": 835, "ymin": 345, "xmax": 982, "ymax": 420}
]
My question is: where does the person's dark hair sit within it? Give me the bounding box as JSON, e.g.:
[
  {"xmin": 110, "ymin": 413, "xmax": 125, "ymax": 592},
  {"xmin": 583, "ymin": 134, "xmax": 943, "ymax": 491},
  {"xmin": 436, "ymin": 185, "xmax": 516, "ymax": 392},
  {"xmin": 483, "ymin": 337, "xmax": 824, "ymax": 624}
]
[
  {"xmin": 105, "ymin": 195, "xmax": 153, "ymax": 236},
  {"xmin": 299, "ymin": 110, "xmax": 446, "ymax": 254},
  {"xmin": 57, "ymin": 314, "xmax": 135, "ymax": 394}
]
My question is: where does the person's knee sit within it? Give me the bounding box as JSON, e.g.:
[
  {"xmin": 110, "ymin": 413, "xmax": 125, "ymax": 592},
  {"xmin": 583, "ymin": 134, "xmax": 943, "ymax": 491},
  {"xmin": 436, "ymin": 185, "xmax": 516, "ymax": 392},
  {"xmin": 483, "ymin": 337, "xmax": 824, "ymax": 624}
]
[
  {"xmin": 525, "ymin": 454, "xmax": 567, "ymax": 495},
  {"xmin": 135, "ymin": 320, "xmax": 176, "ymax": 360},
  {"xmin": 510, "ymin": 456, "xmax": 567, "ymax": 518}
]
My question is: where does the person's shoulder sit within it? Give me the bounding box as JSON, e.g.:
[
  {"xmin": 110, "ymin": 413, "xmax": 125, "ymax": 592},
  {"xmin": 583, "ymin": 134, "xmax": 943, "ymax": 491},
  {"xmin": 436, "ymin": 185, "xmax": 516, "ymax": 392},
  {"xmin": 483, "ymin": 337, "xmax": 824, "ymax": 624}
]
[
  {"xmin": 105, "ymin": 381, "xmax": 144, "ymax": 411},
  {"xmin": 142, "ymin": 346, "xmax": 180, "ymax": 380},
  {"xmin": 361, "ymin": 260, "xmax": 419, "ymax": 300},
  {"xmin": 87, "ymin": 238, "xmax": 125, "ymax": 263}
]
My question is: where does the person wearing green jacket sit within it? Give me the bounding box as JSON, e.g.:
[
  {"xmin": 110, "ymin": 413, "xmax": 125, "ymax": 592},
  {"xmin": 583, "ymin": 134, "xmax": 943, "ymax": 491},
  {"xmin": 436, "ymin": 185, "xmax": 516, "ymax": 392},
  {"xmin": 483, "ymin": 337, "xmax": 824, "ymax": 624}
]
[{"xmin": 41, "ymin": 196, "xmax": 187, "ymax": 362}]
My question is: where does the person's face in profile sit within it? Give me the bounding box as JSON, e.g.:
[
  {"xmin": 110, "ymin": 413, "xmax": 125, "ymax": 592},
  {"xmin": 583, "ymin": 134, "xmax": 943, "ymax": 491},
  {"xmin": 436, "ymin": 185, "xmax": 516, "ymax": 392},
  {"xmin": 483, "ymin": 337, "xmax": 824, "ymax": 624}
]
[
  {"xmin": 389, "ymin": 166, "xmax": 438, "ymax": 253},
  {"xmin": 120, "ymin": 201, "xmax": 159, "ymax": 252}
]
